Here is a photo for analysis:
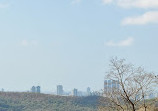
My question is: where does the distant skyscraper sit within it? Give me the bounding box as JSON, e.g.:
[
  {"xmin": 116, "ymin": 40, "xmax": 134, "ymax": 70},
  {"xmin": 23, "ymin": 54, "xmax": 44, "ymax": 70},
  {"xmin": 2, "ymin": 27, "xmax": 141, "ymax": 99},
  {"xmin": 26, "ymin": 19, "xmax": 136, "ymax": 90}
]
[
  {"xmin": 104, "ymin": 79, "xmax": 119, "ymax": 94},
  {"xmin": 1, "ymin": 88, "xmax": 4, "ymax": 92},
  {"xmin": 87, "ymin": 87, "xmax": 91, "ymax": 96},
  {"xmin": 31, "ymin": 86, "xmax": 41, "ymax": 93},
  {"xmin": 36, "ymin": 86, "xmax": 41, "ymax": 93},
  {"xmin": 31, "ymin": 86, "xmax": 36, "ymax": 93},
  {"xmin": 57, "ymin": 85, "xmax": 63, "ymax": 95},
  {"xmin": 72, "ymin": 88, "xmax": 78, "ymax": 96}
]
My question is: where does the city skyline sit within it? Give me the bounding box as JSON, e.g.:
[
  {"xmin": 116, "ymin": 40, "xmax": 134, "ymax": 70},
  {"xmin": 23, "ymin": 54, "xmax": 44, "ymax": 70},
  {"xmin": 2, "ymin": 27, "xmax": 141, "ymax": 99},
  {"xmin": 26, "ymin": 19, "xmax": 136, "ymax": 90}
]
[{"xmin": 0, "ymin": 0, "xmax": 158, "ymax": 92}]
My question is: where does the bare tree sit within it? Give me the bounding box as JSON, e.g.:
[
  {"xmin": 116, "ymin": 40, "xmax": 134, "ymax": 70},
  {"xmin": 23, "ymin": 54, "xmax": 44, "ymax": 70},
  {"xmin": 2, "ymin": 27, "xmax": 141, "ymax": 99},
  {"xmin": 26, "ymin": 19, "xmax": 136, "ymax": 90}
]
[{"xmin": 103, "ymin": 57, "xmax": 157, "ymax": 111}]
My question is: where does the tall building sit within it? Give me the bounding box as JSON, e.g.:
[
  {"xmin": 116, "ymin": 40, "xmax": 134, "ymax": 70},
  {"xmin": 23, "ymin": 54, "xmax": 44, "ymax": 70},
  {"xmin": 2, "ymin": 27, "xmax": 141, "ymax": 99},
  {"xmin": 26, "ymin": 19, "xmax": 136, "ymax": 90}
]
[
  {"xmin": 31, "ymin": 86, "xmax": 41, "ymax": 93},
  {"xmin": 1, "ymin": 88, "xmax": 4, "ymax": 92},
  {"xmin": 36, "ymin": 86, "xmax": 41, "ymax": 93},
  {"xmin": 57, "ymin": 85, "xmax": 63, "ymax": 95},
  {"xmin": 31, "ymin": 86, "xmax": 36, "ymax": 93},
  {"xmin": 72, "ymin": 88, "xmax": 78, "ymax": 96},
  {"xmin": 104, "ymin": 79, "xmax": 119, "ymax": 94},
  {"xmin": 87, "ymin": 87, "xmax": 91, "ymax": 96}
]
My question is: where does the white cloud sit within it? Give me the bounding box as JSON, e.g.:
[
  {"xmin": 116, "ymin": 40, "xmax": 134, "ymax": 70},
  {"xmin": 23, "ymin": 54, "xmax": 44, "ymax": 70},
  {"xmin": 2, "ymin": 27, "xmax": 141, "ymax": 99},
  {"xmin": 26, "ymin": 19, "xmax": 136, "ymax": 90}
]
[
  {"xmin": 102, "ymin": 0, "xmax": 158, "ymax": 9},
  {"xmin": 21, "ymin": 40, "xmax": 38, "ymax": 47},
  {"xmin": 31, "ymin": 40, "xmax": 38, "ymax": 46},
  {"xmin": 21, "ymin": 40, "xmax": 29, "ymax": 46},
  {"xmin": 71, "ymin": 0, "xmax": 81, "ymax": 5},
  {"xmin": 102, "ymin": 0, "xmax": 158, "ymax": 25},
  {"xmin": 105, "ymin": 37, "xmax": 134, "ymax": 47},
  {"xmin": 102, "ymin": 0, "xmax": 113, "ymax": 4},
  {"xmin": 0, "ymin": 3, "xmax": 9, "ymax": 8},
  {"xmin": 117, "ymin": 0, "xmax": 158, "ymax": 9},
  {"xmin": 122, "ymin": 11, "xmax": 158, "ymax": 25}
]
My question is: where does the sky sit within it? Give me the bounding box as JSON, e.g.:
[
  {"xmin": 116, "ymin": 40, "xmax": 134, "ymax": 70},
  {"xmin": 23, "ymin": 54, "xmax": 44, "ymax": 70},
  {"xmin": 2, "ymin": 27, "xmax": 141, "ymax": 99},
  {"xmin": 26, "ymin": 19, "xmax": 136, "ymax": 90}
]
[{"xmin": 0, "ymin": 0, "xmax": 158, "ymax": 92}]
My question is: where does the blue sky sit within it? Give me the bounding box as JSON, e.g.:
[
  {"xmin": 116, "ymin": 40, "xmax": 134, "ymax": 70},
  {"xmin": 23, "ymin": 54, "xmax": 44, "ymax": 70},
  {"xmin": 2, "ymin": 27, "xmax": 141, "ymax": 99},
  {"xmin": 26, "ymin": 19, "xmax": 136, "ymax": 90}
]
[{"xmin": 0, "ymin": 0, "xmax": 158, "ymax": 92}]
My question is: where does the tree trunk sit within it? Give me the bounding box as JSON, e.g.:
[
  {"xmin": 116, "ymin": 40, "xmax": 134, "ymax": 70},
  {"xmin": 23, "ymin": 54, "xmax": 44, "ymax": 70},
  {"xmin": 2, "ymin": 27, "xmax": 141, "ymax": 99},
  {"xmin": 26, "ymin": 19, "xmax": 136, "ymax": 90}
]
[
  {"xmin": 144, "ymin": 106, "xmax": 147, "ymax": 111},
  {"xmin": 131, "ymin": 104, "xmax": 136, "ymax": 111}
]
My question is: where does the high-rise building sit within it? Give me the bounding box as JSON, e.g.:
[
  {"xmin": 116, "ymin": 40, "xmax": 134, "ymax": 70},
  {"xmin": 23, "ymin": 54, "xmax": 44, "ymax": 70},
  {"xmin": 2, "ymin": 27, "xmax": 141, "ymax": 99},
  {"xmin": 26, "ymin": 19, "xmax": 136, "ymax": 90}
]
[
  {"xmin": 1, "ymin": 88, "xmax": 4, "ymax": 92},
  {"xmin": 104, "ymin": 79, "xmax": 119, "ymax": 94},
  {"xmin": 57, "ymin": 85, "xmax": 63, "ymax": 95},
  {"xmin": 36, "ymin": 86, "xmax": 41, "ymax": 93},
  {"xmin": 87, "ymin": 87, "xmax": 91, "ymax": 96},
  {"xmin": 31, "ymin": 86, "xmax": 41, "ymax": 93},
  {"xmin": 72, "ymin": 88, "xmax": 78, "ymax": 96},
  {"xmin": 31, "ymin": 86, "xmax": 36, "ymax": 93}
]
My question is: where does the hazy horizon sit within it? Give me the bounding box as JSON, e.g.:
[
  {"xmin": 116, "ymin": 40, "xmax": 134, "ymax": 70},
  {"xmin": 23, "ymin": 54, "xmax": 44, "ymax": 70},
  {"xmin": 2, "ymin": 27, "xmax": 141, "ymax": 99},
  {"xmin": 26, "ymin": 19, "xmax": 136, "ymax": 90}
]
[{"xmin": 0, "ymin": 0, "xmax": 158, "ymax": 92}]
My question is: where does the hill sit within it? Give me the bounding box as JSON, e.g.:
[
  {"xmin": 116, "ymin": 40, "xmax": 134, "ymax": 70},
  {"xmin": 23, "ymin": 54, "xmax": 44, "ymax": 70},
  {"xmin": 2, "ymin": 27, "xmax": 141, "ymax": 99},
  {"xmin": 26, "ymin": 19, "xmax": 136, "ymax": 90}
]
[{"xmin": 0, "ymin": 92, "xmax": 99, "ymax": 111}]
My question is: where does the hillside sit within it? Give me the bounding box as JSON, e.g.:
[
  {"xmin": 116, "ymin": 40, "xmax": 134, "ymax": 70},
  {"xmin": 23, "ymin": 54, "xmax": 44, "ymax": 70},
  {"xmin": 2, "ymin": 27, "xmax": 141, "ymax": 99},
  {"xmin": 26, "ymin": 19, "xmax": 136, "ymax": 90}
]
[{"xmin": 0, "ymin": 92, "xmax": 99, "ymax": 111}]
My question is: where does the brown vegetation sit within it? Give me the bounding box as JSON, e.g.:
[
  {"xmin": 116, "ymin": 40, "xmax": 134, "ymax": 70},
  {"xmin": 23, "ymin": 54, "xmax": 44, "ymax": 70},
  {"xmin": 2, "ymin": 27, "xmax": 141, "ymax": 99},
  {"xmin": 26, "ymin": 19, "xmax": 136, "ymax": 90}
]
[{"xmin": 100, "ymin": 57, "xmax": 158, "ymax": 111}]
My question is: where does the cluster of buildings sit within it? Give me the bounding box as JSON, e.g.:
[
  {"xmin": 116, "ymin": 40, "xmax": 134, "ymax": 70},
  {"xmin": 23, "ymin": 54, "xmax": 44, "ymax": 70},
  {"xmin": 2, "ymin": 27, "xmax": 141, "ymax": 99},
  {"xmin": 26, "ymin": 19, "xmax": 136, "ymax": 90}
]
[
  {"xmin": 29, "ymin": 79, "xmax": 157, "ymax": 99},
  {"xmin": 103, "ymin": 79, "xmax": 158, "ymax": 99},
  {"xmin": 104, "ymin": 79, "xmax": 119, "ymax": 94},
  {"xmin": 31, "ymin": 86, "xmax": 41, "ymax": 93},
  {"xmin": 56, "ymin": 85, "xmax": 92, "ymax": 97},
  {"xmin": 30, "ymin": 85, "xmax": 92, "ymax": 97},
  {"xmin": 55, "ymin": 85, "xmax": 103, "ymax": 96}
]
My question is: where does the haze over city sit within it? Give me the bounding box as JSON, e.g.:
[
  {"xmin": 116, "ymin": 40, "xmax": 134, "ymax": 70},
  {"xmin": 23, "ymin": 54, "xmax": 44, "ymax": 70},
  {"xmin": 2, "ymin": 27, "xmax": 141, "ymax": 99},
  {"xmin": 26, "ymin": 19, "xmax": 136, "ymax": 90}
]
[{"xmin": 0, "ymin": 0, "xmax": 158, "ymax": 93}]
